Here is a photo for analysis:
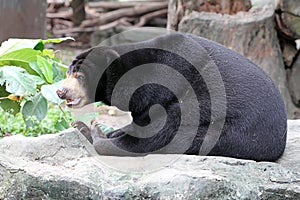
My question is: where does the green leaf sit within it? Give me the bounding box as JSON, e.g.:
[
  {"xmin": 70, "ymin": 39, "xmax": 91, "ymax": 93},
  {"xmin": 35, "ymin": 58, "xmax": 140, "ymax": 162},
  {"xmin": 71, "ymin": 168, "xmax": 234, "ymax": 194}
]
[
  {"xmin": 31, "ymin": 75, "xmax": 46, "ymax": 86},
  {"xmin": 52, "ymin": 61, "xmax": 67, "ymax": 82},
  {"xmin": 29, "ymin": 62, "xmax": 47, "ymax": 82},
  {"xmin": 0, "ymin": 66, "xmax": 36, "ymax": 96},
  {"xmin": 0, "ymin": 39, "xmax": 41, "ymax": 56},
  {"xmin": 0, "ymin": 48, "xmax": 42, "ymax": 75},
  {"xmin": 0, "ymin": 85, "xmax": 21, "ymax": 115},
  {"xmin": 54, "ymin": 118, "xmax": 69, "ymax": 131},
  {"xmin": 21, "ymin": 93, "xmax": 47, "ymax": 127},
  {"xmin": 36, "ymin": 55, "xmax": 53, "ymax": 83},
  {"xmin": 41, "ymin": 81, "xmax": 64, "ymax": 104},
  {"xmin": 42, "ymin": 49, "xmax": 55, "ymax": 59},
  {"xmin": 0, "ymin": 37, "xmax": 74, "ymax": 56},
  {"xmin": 33, "ymin": 40, "xmax": 44, "ymax": 51},
  {"xmin": 42, "ymin": 37, "xmax": 74, "ymax": 44}
]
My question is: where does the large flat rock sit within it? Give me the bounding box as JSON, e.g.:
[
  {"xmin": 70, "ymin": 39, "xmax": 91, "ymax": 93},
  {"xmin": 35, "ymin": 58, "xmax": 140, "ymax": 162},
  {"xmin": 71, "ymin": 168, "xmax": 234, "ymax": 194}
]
[{"xmin": 0, "ymin": 120, "xmax": 299, "ymax": 199}]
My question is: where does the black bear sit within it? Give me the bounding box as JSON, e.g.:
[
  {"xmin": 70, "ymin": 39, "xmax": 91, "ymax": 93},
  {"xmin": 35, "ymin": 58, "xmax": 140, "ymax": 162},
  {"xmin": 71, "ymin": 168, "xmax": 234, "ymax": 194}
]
[{"xmin": 56, "ymin": 32, "xmax": 287, "ymax": 161}]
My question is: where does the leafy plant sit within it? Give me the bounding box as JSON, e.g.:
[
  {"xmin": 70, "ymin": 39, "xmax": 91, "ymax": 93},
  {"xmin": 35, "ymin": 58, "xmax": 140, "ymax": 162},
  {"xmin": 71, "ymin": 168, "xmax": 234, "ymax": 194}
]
[
  {"xmin": 0, "ymin": 105, "xmax": 72, "ymax": 137},
  {"xmin": 0, "ymin": 37, "xmax": 73, "ymax": 133},
  {"xmin": 0, "ymin": 38, "xmax": 114, "ymax": 137}
]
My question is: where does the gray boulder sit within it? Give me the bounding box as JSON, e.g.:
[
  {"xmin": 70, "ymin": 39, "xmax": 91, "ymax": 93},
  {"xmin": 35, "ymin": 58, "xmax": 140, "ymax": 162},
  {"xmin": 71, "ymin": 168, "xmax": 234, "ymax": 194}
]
[{"xmin": 0, "ymin": 120, "xmax": 300, "ymax": 199}]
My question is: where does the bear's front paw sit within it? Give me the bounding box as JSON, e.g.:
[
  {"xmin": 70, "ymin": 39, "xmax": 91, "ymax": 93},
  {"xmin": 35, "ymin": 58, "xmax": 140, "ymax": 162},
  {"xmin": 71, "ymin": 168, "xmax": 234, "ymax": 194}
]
[
  {"xmin": 71, "ymin": 120, "xmax": 93, "ymax": 143},
  {"xmin": 72, "ymin": 120, "xmax": 90, "ymax": 133},
  {"xmin": 90, "ymin": 119, "xmax": 107, "ymax": 140}
]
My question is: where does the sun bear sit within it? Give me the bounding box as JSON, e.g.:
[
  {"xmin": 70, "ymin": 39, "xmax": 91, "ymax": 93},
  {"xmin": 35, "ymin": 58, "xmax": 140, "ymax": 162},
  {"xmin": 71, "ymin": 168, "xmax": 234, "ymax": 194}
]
[{"xmin": 56, "ymin": 32, "xmax": 287, "ymax": 161}]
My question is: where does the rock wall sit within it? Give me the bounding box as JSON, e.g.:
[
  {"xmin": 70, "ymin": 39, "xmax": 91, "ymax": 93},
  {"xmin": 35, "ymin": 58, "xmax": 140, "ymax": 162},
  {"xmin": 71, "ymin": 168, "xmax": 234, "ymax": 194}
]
[{"xmin": 0, "ymin": 120, "xmax": 299, "ymax": 199}]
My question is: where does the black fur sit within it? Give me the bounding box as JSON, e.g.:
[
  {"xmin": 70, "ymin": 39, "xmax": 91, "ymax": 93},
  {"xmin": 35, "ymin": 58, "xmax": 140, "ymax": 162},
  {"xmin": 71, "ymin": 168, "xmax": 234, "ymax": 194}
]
[{"xmin": 70, "ymin": 33, "xmax": 287, "ymax": 161}]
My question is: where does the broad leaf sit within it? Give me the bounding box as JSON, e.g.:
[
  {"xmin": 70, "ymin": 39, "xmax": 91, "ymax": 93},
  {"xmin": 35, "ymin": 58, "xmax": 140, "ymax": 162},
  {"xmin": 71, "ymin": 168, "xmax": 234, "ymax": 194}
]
[
  {"xmin": 29, "ymin": 62, "xmax": 47, "ymax": 82},
  {"xmin": 0, "ymin": 85, "xmax": 21, "ymax": 115},
  {"xmin": 54, "ymin": 118, "xmax": 69, "ymax": 132},
  {"xmin": 0, "ymin": 39, "xmax": 41, "ymax": 56},
  {"xmin": 36, "ymin": 55, "xmax": 53, "ymax": 83},
  {"xmin": 21, "ymin": 93, "xmax": 47, "ymax": 127},
  {"xmin": 41, "ymin": 81, "xmax": 64, "ymax": 105},
  {"xmin": 0, "ymin": 37, "xmax": 74, "ymax": 56},
  {"xmin": 31, "ymin": 75, "xmax": 46, "ymax": 86},
  {"xmin": 42, "ymin": 49, "xmax": 55, "ymax": 59},
  {"xmin": 52, "ymin": 61, "xmax": 67, "ymax": 82},
  {"xmin": 0, "ymin": 66, "xmax": 36, "ymax": 96},
  {"xmin": 0, "ymin": 48, "xmax": 42, "ymax": 75},
  {"xmin": 42, "ymin": 37, "xmax": 74, "ymax": 44}
]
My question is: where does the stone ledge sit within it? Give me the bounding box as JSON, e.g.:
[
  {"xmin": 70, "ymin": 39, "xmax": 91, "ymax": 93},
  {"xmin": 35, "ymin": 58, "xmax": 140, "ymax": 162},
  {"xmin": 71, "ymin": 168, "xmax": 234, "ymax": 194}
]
[{"xmin": 0, "ymin": 120, "xmax": 299, "ymax": 199}]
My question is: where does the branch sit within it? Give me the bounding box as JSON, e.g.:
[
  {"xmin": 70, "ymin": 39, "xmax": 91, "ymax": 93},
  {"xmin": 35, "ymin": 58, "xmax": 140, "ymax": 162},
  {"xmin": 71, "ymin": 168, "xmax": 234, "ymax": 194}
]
[
  {"xmin": 46, "ymin": 9, "xmax": 72, "ymax": 19},
  {"xmin": 135, "ymin": 9, "xmax": 167, "ymax": 27},
  {"xmin": 80, "ymin": 2, "xmax": 168, "ymax": 27},
  {"xmin": 53, "ymin": 18, "xmax": 132, "ymax": 35},
  {"xmin": 88, "ymin": 1, "xmax": 168, "ymax": 10}
]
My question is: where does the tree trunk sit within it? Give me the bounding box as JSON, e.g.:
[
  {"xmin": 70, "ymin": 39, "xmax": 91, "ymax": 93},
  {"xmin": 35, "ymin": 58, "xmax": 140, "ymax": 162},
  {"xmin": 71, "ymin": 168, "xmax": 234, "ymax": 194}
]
[
  {"xmin": 71, "ymin": 0, "xmax": 86, "ymax": 26},
  {"xmin": 178, "ymin": 5, "xmax": 298, "ymax": 118}
]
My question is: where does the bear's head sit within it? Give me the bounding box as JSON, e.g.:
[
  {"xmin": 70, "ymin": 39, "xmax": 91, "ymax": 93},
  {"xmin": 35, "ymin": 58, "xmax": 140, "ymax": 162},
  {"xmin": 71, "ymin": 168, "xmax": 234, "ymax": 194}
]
[{"xmin": 56, "ymin": 46, "xmax": 120, "ymax": 108}]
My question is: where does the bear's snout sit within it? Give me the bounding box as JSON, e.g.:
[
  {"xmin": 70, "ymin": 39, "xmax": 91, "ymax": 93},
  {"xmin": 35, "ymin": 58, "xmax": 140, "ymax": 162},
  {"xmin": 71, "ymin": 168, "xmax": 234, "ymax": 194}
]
[{"xmin": 56, "ymin": 88, "xmax": 68, "ymax": 99}]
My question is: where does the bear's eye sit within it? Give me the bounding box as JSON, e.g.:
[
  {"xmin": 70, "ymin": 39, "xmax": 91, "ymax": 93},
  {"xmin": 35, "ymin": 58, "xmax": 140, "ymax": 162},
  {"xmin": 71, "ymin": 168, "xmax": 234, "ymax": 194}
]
[{"xmin": 76, "ymin": 74, "xmax": 85, "ymax": 81}]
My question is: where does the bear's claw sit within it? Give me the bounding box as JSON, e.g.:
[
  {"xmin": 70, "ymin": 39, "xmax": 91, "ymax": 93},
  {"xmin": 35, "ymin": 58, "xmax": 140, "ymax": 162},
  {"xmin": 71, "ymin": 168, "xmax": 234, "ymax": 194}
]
[{"xmin": 72, "ymin": 120, "xmax": 93, "ymax": 143}]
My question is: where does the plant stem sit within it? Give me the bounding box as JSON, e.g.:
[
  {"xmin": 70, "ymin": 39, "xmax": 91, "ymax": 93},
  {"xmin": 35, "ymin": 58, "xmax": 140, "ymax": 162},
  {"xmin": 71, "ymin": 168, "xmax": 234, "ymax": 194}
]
[{"xmin": 59, "ymin": 104, "xmax": 72, "ymax": 125}]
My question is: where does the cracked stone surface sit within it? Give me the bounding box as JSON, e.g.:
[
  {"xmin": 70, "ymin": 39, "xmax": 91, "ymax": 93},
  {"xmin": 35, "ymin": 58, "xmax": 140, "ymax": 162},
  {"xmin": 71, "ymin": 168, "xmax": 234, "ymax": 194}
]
[{"xmin": 0, "ymin": 120, "xmax": 300, "ymax": 199}]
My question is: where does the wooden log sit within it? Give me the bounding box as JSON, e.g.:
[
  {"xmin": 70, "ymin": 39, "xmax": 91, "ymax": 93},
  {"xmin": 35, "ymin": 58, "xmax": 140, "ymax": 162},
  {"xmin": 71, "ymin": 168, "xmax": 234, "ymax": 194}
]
[
  {"xmin": 46, "ymin": 9, "xmax": 72, "ymax": 19},
  {"xmin": 167, "ymin": 0, "xmax": 185, "ymax": 31},
  {"xmin": 53, "ymin": 17, "xmax": 133, "ymax": 35},
  {"xmin": 88, "ymin": 1, "xmax": 167, "ymax": 10},
  {"xmin": 178, "ymin": 6, "xmax": 296, "ymax": 118},
  {"xmin": 80, "ymin": 2, "xmax": 168, "ymax": 28},
  {"xmin": 198, "ymin": 0, "xmax": 251, "ymax": 14},
  {"xmin": 135, "ymin": 9, "xmax": 167, "ymax": 27},
  {"xmin": 53, "ymin": 18, "xmax": 73, "ymax": 28}
]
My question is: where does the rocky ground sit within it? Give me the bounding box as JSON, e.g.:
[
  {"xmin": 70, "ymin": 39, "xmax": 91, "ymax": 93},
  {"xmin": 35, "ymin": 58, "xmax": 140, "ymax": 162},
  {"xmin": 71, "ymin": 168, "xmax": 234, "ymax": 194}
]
[{"xmin": 0, "ymin": 118, "xmax": 299, "ymax": 199}]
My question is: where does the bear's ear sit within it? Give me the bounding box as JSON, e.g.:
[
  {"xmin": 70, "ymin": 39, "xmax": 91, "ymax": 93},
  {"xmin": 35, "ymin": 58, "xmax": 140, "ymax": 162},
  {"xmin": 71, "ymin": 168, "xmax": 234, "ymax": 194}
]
[
  {"xmin": 76, "ymin": 48, "xmax": 93, "ymax": 60},
  {"xmin": 82, "ymin": 46, "xmax": 120, "ymax": 67}
]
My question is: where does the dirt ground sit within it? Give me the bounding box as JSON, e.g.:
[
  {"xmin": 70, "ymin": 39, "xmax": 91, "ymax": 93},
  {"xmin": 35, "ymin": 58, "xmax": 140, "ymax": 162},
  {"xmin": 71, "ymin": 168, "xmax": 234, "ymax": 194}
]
[{"xmin": 70, "ymin": 104, "xmax": 132, "ymax": 131}]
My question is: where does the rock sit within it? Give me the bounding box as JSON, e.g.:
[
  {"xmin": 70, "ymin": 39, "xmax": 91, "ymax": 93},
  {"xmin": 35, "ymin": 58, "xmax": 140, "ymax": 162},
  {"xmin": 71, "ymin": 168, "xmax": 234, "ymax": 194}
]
[
  {"xmin": 281, "ymin": 41, "xmax": 298, "ymax": 68},
  {"xmin": 277, "ymin": 0, "xmax": 300, "ymax": 39},
  {"xmin": 277, "ymin": 120, "xmax": 300, "ymax": 172},
  {"xmin": 251, "ymin": 0, "xmax": 277, "ymax": 9},
  {"xmin": 90, "ymin": 26, "xmax": 168, "ymax": 47},
  {"xmin": 287, "ymin": 54, "xmax": 300, "ymax": 110},
  {"xmin": 178, "ymin": 5, "xmax": 296, "ymax": 118},
  {"xmin": 0, "ymin": 120, "xmax": 300, "ymax": 199}
]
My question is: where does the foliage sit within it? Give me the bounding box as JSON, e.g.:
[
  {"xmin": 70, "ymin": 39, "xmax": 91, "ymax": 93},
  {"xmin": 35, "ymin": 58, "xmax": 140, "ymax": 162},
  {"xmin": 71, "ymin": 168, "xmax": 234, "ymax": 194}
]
[
  {"xmin": 0, "ymin": 38, "xmax": 115, "ymax": 137},
  {"xmin": 0, "ymin": 105, "xmax": 72, "ymax": 137},
  {"xmin": 0, "ymin": 38, "xmax": 73, "ymax": 134},
  {"xmin": 0, "ymin": 38, "xmax": 114, "ymax": 137}
]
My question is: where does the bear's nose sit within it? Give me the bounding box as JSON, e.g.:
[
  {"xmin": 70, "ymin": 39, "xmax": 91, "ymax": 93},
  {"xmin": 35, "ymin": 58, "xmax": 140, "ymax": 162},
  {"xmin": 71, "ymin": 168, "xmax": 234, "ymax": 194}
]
[{"xmin": 56, "ymin": 88, "xmax": 68, "ymax": 99}]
